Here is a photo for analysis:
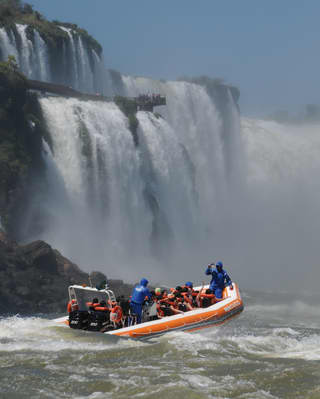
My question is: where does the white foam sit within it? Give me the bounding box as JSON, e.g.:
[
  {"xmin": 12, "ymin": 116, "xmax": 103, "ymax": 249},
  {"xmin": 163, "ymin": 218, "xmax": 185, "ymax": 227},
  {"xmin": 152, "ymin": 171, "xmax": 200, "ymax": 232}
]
[
  {"xmin": 0, "ymin": 316, "xmax": 143, "ymax": 353},
  {"xmin": 228, "ymin": 328, "xmax": 320, "ymax": 361}
]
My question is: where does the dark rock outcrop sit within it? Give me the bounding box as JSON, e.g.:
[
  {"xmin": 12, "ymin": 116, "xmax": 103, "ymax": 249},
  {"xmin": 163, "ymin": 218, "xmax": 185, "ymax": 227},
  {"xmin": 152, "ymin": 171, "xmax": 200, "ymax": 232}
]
[
  {"xmin": 0, "ymin": 60, "xmax": 52, "ymax": 238},
  {"xmin": 0, "ymin": 232, "xmax": 134, "ymax": 315}
]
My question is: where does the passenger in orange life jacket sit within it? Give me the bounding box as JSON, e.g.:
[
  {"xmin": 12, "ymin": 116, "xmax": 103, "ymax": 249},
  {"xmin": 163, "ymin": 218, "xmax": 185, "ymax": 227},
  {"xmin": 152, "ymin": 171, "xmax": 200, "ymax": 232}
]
[
  {"xmin": 110, "ymin": 301, "xmax": 123, "ymax": 328},
  {"xmin": 154, "ymin": 288, "xmax": 166, "ymax": 318},
  {"xmin": 67, "ymin": 299, "xmax": 79, "ymax": 313},
  {"xmin": 181, "ymin": 282, "xmax": 196, "ymax": 308},
  {"xmin": 156, "ymin": 296, "xmax": 173, "ymax": 318},
  {"xmin": 86, "ymin": 297, "xmax": 100, "ymax": 310},
  {"xmin": 197, "ymin": 289, "xmax": 216, "ymax": 307},
  {"xmin": 94, "ymin": 300, "xmax": 110, "ymax": 312},
  {"xmin": 175, "ymin": 294, "xmax": 192, "ymax": 312},
  {"xmin": 162, "ymin": 294, "xmax": 183, "ymax": 315},
  {"xmin": 157, "ymin": 294, "xmax": 179, "ymax": 318},
  {"xmin": 161, "ymin": 289, "xmax": 168, "ymax": 299}
]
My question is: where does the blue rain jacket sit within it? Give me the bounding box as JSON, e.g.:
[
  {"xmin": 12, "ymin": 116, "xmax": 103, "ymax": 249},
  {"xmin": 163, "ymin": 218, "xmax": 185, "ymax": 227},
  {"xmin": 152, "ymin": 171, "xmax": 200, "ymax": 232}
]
[
  {"xmin": 131, "ymin": 278, "xmax": 151, "ymax": 304},
  {"xmin": 205, "ymin": 267, "xmax": 232, "ymax": 291}
]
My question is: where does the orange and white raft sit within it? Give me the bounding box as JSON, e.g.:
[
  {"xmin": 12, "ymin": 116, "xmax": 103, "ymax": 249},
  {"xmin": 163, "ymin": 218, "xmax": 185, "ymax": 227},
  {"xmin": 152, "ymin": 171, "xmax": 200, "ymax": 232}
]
[{"xmin": 55, "ymin": 283, "xmax": 244, "ymax": 339}]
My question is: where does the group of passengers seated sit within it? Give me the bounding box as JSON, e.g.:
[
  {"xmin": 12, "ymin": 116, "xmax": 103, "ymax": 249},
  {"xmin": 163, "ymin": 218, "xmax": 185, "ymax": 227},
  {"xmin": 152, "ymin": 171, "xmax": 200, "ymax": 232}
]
[{"xmin": 152, "ymin": 282, "xmax": 217, "ymax": 319}]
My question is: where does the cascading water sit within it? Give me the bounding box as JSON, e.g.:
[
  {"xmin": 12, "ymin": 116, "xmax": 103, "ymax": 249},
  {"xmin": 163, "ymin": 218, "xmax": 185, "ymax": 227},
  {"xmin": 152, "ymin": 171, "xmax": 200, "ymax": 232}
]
[
  {"xmin": 38, "ymin": 98, "xmax": 149, "ymax": 272},
  {"xmin": 15, "ymin": 24, "xmax": 34, "ymax": 78},
  {"xmin": 34, "ymin": 91, "xmax": 215, "ymax": 282},
  {"xmin": 0, "ymin": 26, "xmax": 19, "ymax": 62},
  {"xmin": 0, "ymin": 24, "xmax": 51, "ymax": 81},
  {"xmin": 24, "ymin": 77, "xmax": 246, "ymax": 284},
  {"xmin": 33, "ymin": 30, "xmax": 50, "ymax": 81},
  {"xmin": 59, "ymin": 26, "xmax": 98, "ymax": 92},
  {"xmin": 0, "ymin": 24, "xmax": 109, "ymax": 94},
  {"xmin": 122, "ymin": 76, "xmax": 245, "ymax": 241}
]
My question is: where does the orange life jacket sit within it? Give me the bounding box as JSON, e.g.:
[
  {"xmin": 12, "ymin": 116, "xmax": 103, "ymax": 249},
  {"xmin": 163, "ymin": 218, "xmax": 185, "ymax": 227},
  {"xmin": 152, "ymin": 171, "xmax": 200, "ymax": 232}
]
[
  {"xmin": 68, "ymin": 300, "xmax": 79, "ymax": 312},
  {"xmin": 86, "ymin": 302, "xmax": 100, "ymax": 309},
  {"xmin": 199, "ymin": 293, "xmax": 215, "ymax": 307},
  {"xmin": 94, "ymin": 306, "xmax": 109, "ymax": 312},
  {"xmin": 161, "ymin": 296, "xmax": 176, "ymax": 308},
  {"xmin": 181, "ymin": 292, "xmax": 193, "ymax": 305},
  {"xmin": 156, "ymin": 303, "xmax": 165, "ymax": 317},
  {"xmin": 110, "ymin": 305, "xmax": 123, "ymax": 323}
]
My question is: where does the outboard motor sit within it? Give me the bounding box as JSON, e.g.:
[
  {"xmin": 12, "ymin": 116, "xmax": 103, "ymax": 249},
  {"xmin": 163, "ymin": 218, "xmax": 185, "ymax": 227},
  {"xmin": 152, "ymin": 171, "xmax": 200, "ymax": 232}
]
[
  {"xmin": 69, "ymin": 310, "xmax": 89, "ymax": 329},
  {"xmin": 87, "ymin": 310, "xmax": 110, "ymax": 332}
]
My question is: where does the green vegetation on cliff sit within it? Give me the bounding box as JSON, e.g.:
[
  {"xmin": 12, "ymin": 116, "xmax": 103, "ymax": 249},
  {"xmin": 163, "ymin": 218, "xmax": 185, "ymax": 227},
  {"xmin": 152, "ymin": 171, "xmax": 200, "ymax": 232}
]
[{"xmin": 114, "ymin": 96, "xmax": 139, "ymax": 146}]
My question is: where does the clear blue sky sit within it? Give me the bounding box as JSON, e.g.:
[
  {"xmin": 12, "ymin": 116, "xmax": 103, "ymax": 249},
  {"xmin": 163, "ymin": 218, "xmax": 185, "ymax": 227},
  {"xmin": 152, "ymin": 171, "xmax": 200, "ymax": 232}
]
[{"xmin": 30, "ymin": 0, "xmax": 319, "ymax": 116}]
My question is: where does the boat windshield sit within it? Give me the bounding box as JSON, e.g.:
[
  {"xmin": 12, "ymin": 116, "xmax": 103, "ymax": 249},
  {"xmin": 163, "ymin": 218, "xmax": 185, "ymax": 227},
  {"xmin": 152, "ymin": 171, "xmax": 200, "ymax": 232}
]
[{"xmin": 69, "ymin": 287, "xmax": 109, "ymax": 311}]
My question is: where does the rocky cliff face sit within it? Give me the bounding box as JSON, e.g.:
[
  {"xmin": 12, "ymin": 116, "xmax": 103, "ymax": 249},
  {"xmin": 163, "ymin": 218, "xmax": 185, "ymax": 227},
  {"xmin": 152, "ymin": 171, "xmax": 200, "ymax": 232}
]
[
  {"xmin": 0, "ymin": 231, "xmax": 134, "ymax": 315},
  {"xmin": 0, "ymin": 59, "xmax": 48, "ymax": 236}
]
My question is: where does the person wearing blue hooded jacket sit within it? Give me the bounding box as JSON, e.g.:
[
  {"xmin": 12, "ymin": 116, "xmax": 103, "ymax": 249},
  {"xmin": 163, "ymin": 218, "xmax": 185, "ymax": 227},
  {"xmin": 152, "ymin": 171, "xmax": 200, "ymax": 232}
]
[
  {"xmin": 205, "ymin": 261, "xmax": 233, "ymax": 300},
  {"xmin": 130, "ymin": 278, "xmax": 152, "ymax": 324}
]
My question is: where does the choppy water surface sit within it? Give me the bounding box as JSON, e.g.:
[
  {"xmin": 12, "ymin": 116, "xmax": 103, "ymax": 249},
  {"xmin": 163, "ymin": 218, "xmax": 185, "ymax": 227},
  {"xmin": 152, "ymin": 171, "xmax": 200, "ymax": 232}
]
[{"xmin": 1, "ymin": 291, "xmax": 320, "ymax": 399}]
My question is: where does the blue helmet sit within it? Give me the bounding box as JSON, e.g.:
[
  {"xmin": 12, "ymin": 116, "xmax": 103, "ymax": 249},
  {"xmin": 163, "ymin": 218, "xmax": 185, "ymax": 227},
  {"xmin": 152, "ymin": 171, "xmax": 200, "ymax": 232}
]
[
  {"xmin": 185, "ymin": 281, "xmax": 193, "ymax": 288},
  {"xmin": 140, "ymin": 278, "xmax": 149, "ymax": 287},
  {"xmin": 216, "ymin": 261, "xmax": 223, "ymax": 268}
]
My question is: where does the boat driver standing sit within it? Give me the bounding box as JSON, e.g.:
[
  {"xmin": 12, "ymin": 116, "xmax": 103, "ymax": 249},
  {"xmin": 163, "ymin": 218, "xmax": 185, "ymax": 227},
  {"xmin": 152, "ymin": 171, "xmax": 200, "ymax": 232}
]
[
  {"xmin": 130, "ymin": 278, "xmax": 152, "ymax": 324},
  {"xmin": 205, "ymin": 261, "xmax": 233, "ymax": 301}
]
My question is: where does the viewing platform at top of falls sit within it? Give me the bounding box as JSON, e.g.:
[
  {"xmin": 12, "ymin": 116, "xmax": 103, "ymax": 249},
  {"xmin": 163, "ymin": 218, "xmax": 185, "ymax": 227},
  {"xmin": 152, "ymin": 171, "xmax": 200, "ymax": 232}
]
[
  {"xmin": 27, "ymin": 79, "xmax": 166, "ymax": 112},
  {"xmin": 135, "ymin": 94, "xmax": 166, "ymax": 111}
]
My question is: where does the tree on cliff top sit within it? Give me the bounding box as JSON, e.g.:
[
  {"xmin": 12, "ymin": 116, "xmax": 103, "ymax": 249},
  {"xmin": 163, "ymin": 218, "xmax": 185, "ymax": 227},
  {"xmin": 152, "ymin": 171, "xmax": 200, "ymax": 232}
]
[{"xmin": 0, "ymin": 0, "xmax": 34, "ymax": 20}]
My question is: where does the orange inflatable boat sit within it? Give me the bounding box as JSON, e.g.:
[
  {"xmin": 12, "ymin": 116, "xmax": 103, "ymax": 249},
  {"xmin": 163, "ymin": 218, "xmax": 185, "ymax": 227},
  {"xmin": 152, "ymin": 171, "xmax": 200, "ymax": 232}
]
[{"xmin": 55, "ymin": 282, "xmax": 244, "ymax": 339}]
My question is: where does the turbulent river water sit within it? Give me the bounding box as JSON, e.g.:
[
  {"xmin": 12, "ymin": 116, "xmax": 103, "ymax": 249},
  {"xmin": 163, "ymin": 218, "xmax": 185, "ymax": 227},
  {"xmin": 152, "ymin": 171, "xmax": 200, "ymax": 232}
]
[{"xmin": 1, "ymin": 290, "xmax": 320, "ymax": 399}]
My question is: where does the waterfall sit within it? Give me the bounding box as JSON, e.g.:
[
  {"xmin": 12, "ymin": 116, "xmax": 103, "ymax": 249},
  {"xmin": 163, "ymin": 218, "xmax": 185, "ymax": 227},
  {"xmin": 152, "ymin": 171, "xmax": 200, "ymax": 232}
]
[
  {"xmin": 23, "ymin": 79, "xmax": 244, "ymax": 283},
  {"xmin": 37, "ymin": 97, "xmax": 158, "ymax": 280},
  {"xmin": 33, "ymin": 30, "xmax": 50, "ymax": 81},
  {"xmin": 53, "ymin": 26, "xmax": 107, "ymax": 94},
  {"xmin": 0, "ymin": 24, "xmax": 110, "ymax": 94},
  {"xmin": 60, "ymin": 27, "xmax": 81, "ymax": 89},
  {"xmin": 35, "ymin": 93, "xmax": 211, "ymax": 281},
  {"xmin": 15, "ymin": 24, "xmax": 34, "ymax": 78},
  {"xmin": 0, "ymin": 26, "xmax": 19, "ymax": 61},
  {"xmin": 122, "ymin": 76, "xmax": 242, "ymax": 220},
  {"xmin": 0, "ymin": 24, "xmax": 50, "ymax": 81}
]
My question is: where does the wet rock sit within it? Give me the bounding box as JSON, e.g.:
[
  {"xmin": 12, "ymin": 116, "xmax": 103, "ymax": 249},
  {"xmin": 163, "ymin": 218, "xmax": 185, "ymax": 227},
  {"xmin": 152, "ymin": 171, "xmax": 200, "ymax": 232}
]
[{"xmin": 0, "ymin": 232, "xmax": 133, "ymax": 315}]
